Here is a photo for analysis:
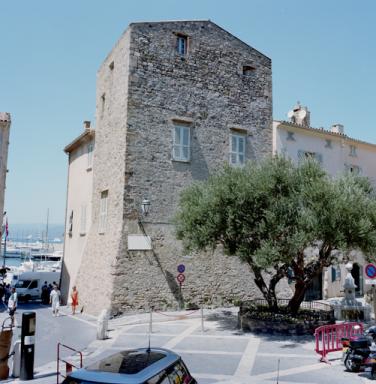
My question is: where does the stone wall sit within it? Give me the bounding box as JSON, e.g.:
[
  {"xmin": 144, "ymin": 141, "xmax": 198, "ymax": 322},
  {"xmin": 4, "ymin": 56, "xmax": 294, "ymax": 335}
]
[
  {"xmin": 69, "ymin": 21, "xmax": 273, "ymax": 315},
  {"xmin": 72, "ymin": 29, "xmax": 132, "ymax": 313},
  {"xmin": 110, "ymin": 21, "xmax": 273, "ymax": 314}
]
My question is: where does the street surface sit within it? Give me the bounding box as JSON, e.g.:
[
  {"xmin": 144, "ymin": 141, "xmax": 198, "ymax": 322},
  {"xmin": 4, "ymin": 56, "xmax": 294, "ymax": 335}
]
[{"xmin": 0, "ymin": 304, "xmax": 375, "ymax": 383}]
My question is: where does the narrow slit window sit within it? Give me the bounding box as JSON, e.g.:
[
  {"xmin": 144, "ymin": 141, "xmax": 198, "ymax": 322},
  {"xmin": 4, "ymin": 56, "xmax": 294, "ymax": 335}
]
[
  {"xmin": 80, "ymin": 204, "xmax": 87, "ymax": 235},
  {"xmin": 177, "ymin": 35, "xmax": 188, "ymax": 56},
  {"xmin": 87, "ymin": 143, "xmax": 94, "ymax": 169},
  {"xmin": 99, "ymin": 190, "xmax": 108, "ymax": 234}
]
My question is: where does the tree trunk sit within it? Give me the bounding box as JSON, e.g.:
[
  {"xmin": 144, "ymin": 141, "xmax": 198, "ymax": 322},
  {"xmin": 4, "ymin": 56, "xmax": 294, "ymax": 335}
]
[
  {"xmin": 252, "ymin": 266, "xmax": 278, "ymax": 310},
  {"xmin": 288, "ymin": 280, "xmax": 307, "ymax": 315}
]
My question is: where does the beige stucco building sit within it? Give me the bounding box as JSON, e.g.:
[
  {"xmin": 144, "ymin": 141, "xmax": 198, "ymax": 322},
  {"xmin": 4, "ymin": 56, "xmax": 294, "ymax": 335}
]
[
  {"xmin": 61, "ymin": 121, "xmax": 94, "ymax": 302},
  {"xmin": 274, "ymin": 103, "xmax": 376, "ymax": 299},
  {"xmin": 0, "ymin": 113, "xmax": 11, "ymax": 237}
]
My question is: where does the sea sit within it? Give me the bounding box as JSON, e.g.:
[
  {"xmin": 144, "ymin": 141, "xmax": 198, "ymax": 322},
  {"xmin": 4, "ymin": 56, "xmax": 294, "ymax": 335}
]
[{"xmin": 0, "ymin": 236, "xmax": 63, "ymax": 268}]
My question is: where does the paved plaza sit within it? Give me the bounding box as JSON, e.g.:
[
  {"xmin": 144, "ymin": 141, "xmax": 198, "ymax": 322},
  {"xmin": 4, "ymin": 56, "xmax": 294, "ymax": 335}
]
[{"xmin": 3, "ymin": 305, "xmax": 376, "ymax": 383}]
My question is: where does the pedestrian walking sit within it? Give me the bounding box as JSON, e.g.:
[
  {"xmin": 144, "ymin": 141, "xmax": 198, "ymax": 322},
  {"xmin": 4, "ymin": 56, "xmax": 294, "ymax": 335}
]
[
  {"xmin": 4, "ymin": 284, "xmax": 11, "ymax": 304},
  {"xmin": 0, "ymin": 283, "xmax": 4, "ymax": 304},
  {"xmin": 71, "ymin": 286, "xmax": 79, "ymax": 315},
  {"xmin": 8, "ymin": 287, "xmax": 17, "ymax": 326},
  {"xmin": 41, "ymin": 281, "xmax": 49, "ymax": 305},
  {"xmin": 50, "ymin": 285, "xmax": 61, "ymax": 317}
]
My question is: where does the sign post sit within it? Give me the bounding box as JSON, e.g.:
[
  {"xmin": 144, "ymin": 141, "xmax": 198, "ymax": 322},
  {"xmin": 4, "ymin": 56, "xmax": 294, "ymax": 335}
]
[
  {"xmin": 176, "ymin": 265, "xmax": 186, "ymax": 310},
  {"xmin": 364, "ymin": 264, "xmax": 376, "ymax": 317}
]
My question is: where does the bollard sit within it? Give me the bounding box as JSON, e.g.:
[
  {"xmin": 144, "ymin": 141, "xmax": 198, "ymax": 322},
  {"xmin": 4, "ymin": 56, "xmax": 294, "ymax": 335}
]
[
  {"xmin": 149, "ymin": 308, "xmax": 153, "ymax": 334},
  {"xmin": 20, "ymin": 312, "xmax": 36, "ymax": 380},
  {"xmin": 96, "ymin": 309, "xmax": 109, "ymax": 340},
  {"xmin": 201, "ymin": 306, "xmax": 204, "ymax": 333},
  {"xmin": 11, "ymin": 340, "xmax": 21, "ymax": 378}
]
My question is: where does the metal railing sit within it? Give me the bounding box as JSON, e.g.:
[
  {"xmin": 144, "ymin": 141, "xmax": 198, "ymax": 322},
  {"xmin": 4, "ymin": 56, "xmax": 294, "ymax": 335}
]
[
  {"xmin": 57, "ymin": 343, "xmax": 83, "ymax": 384},
  {"xmin": 241, "ymin": 298, "xmax": 332, "ymax": 312}
]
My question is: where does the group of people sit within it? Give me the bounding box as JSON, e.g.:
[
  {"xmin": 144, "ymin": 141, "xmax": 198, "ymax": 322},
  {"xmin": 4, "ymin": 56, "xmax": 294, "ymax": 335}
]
[
  {"xmin": 42, "ymin": 283, "xmax": 79, "ymax": 317},
  {"xmin": 0, "ymin": 282, "xmax": 13, "ymax": 305},
  {"xmin": 2, "ymin": 283, "xmax": 79, "ymax": 324}
]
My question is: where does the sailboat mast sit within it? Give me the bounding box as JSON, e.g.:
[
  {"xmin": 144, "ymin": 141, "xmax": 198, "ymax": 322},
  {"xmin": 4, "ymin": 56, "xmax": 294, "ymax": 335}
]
[{"xmin": 45, "ymin": 209, "xmax": 49, "ymax": 251}]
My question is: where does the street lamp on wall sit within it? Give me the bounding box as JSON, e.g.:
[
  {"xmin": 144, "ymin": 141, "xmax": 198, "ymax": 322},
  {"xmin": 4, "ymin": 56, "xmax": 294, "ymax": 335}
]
[{"xmin": 141, "ymin": 199, "xmax": 150, "ymax": 216}]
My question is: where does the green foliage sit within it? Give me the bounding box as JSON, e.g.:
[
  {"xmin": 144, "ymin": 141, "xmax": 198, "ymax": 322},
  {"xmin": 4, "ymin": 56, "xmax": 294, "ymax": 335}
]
[{"xmin": 175, "ymin": 156, "xmax": 376, "ymax": 310}]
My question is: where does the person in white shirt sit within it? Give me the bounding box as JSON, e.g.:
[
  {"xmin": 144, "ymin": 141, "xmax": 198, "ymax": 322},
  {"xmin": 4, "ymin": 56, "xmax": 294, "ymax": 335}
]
[
  {"xmin": 8, "ymin": 287, "xmax": 18, "ymax": 326},
  {"xmin": 50, "ymin": 285, "xmax": 61, "ymax": 317}
]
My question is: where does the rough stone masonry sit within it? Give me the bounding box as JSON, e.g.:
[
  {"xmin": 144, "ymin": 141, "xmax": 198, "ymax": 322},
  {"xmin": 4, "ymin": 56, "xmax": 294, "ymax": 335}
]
[{"xmin": 72, "ymin": 20, "xmax": 275, "ymax": 315}]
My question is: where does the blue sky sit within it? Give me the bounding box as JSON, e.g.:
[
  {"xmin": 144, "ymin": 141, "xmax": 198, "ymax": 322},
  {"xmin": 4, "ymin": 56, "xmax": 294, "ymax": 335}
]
[{"xmin": 1, "ymin": 0, "xmax": 375, "ymax": 224}]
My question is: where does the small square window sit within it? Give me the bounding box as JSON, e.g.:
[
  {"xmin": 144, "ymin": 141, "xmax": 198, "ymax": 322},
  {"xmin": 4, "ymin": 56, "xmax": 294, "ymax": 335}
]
[
  {"xmin": 286, "ymin": 131, "xmax": 295, "ymax": 141},
  {"xmin": 242, "ymin": 65, "xmax": 256, "ymax": 77},
  {"xmin": 325, "ymin": 139, "xmax": 332, "ymax": 148},
  {"xmin": 176, "ymin": 35, "xmax": 187, "ymax": 56}
]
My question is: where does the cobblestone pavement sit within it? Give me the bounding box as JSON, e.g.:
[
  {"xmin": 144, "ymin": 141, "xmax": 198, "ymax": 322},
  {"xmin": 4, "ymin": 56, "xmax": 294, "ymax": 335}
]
[{"xmin": 4, "ymin": 306, "xmax": 376, "ymax": 383}]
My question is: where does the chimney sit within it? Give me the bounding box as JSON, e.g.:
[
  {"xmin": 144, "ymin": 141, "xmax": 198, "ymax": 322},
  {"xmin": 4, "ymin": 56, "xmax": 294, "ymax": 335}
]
[
  {"xmin": 83, "ymin": 121, "xmax": 91, "ymax": 131},
  {"xmin": 287, "ymin": 102, "xmax": 310, "ymax": 127},
  {"xmin": 331, "ymin": 124, "xmax": 344, "ymax": 134}
]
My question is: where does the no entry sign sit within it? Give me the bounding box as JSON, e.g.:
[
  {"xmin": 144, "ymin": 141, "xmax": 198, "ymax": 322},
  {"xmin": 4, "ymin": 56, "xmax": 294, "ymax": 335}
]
[{"xmin": 176, "ymin": 273, "xmax": 185, "ymax": 284}]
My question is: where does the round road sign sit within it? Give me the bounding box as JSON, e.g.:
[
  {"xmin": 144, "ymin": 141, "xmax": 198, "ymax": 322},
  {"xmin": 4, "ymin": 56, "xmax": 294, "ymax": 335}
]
[
  {"xmin": 176, "ymin": 273, "xmax": 185, "ymax": 284},
  {"xmin": 365, "ymin": 264, "xmax": 376, "ymax": 279},
  {"xmin": 177, "ymin": 264, "xmax": 185, "ymax": 273}
]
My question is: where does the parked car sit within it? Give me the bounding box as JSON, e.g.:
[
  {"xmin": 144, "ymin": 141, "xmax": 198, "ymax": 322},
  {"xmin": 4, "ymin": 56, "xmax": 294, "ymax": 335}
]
[{"xmin": 62, "ymin": 347, "xmax": 197, "ymax": 384}]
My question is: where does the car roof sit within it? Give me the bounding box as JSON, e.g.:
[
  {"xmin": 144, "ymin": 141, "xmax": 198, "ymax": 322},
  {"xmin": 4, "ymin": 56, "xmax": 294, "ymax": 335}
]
[{"xmin": 68, "ymin": 347, "xmax": 180, "ymax": 384}]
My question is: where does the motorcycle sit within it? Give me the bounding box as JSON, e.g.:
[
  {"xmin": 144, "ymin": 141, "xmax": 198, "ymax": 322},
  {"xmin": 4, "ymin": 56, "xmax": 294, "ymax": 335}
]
[
  {"xmin": 364, "ymin": 351, "xmax": 376, "ymax": 379},
  {"xmin": 342, "ymin": 326, "xmax": 376, "ymax": 372}
]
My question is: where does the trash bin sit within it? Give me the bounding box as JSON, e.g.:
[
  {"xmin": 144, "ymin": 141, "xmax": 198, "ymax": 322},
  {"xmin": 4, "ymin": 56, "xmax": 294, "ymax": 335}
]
[
  {"xmin": 96, "ymin": 309, "xmax": 109, "ymax": 340},
  {"xmin": 0, "ymin": 317, "xmax": 13, "ymax": 380}
]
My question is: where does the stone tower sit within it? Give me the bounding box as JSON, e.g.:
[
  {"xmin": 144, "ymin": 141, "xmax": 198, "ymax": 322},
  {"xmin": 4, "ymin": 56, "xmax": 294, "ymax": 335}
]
[{"xmin": 63, "ymin": 21, "xmax": 273, "ymax": 315}]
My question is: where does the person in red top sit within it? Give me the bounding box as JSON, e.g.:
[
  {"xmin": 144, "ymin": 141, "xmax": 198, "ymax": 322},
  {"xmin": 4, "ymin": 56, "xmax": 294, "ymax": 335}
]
[{"xmin": 71, "ymin": 286, "xmax": 79, "ymax": 315}]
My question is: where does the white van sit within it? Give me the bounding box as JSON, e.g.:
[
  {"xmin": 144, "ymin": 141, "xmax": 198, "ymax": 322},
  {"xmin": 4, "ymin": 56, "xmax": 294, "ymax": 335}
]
[{"xmin": 13, "ymin": 271, "xmax": 60, "ymax": 302}]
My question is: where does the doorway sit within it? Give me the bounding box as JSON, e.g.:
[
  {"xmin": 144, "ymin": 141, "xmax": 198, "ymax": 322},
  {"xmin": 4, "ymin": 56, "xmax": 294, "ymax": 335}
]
[
  {"xmin": 352, "ymin": 263, "xmax": 363, "ymax": 297},
  {"xmin": 305, "ymin": 272, "xmax": 323, "ymax": 301}
]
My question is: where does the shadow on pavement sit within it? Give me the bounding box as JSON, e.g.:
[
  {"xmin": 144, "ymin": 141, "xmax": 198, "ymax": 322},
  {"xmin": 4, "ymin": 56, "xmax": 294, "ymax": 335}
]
[
  {"xmin": 205, "ymin": 309, "xmax": 242, "ymax": 333},
  {"xmin": 205, "ymin": 309, "xmax": 316, "ymax": 345}
]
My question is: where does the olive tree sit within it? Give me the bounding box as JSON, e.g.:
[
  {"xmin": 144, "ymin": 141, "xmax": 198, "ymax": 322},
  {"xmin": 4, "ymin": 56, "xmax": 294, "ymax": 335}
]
[{"xmin": 175, "ymin": 157, "xmax": 376, "ymax": 313}]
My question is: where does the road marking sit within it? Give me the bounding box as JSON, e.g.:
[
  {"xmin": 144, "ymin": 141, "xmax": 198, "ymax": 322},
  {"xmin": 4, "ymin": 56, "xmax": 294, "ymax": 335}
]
[
  {"xmin": 121, "ymin": 331, "xmax": 252, "ymax": 340},
  {"xmin": 234, "ymin": 335, "xmax": 260, "ymax": 377},
  {"xmin": 173, "ymin": 349, "xmax": 242, "ymax": 356},
  {"xmin": 162, "ymin": 321, "xmax": 200, "ymax": 349},
  {"xmin": 252, "ymin": 360, "xmax": 340, "ymax": 380},
  {"xmin": 257, "ymin": 352, "xmax": 317, "ymax": 358}
]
